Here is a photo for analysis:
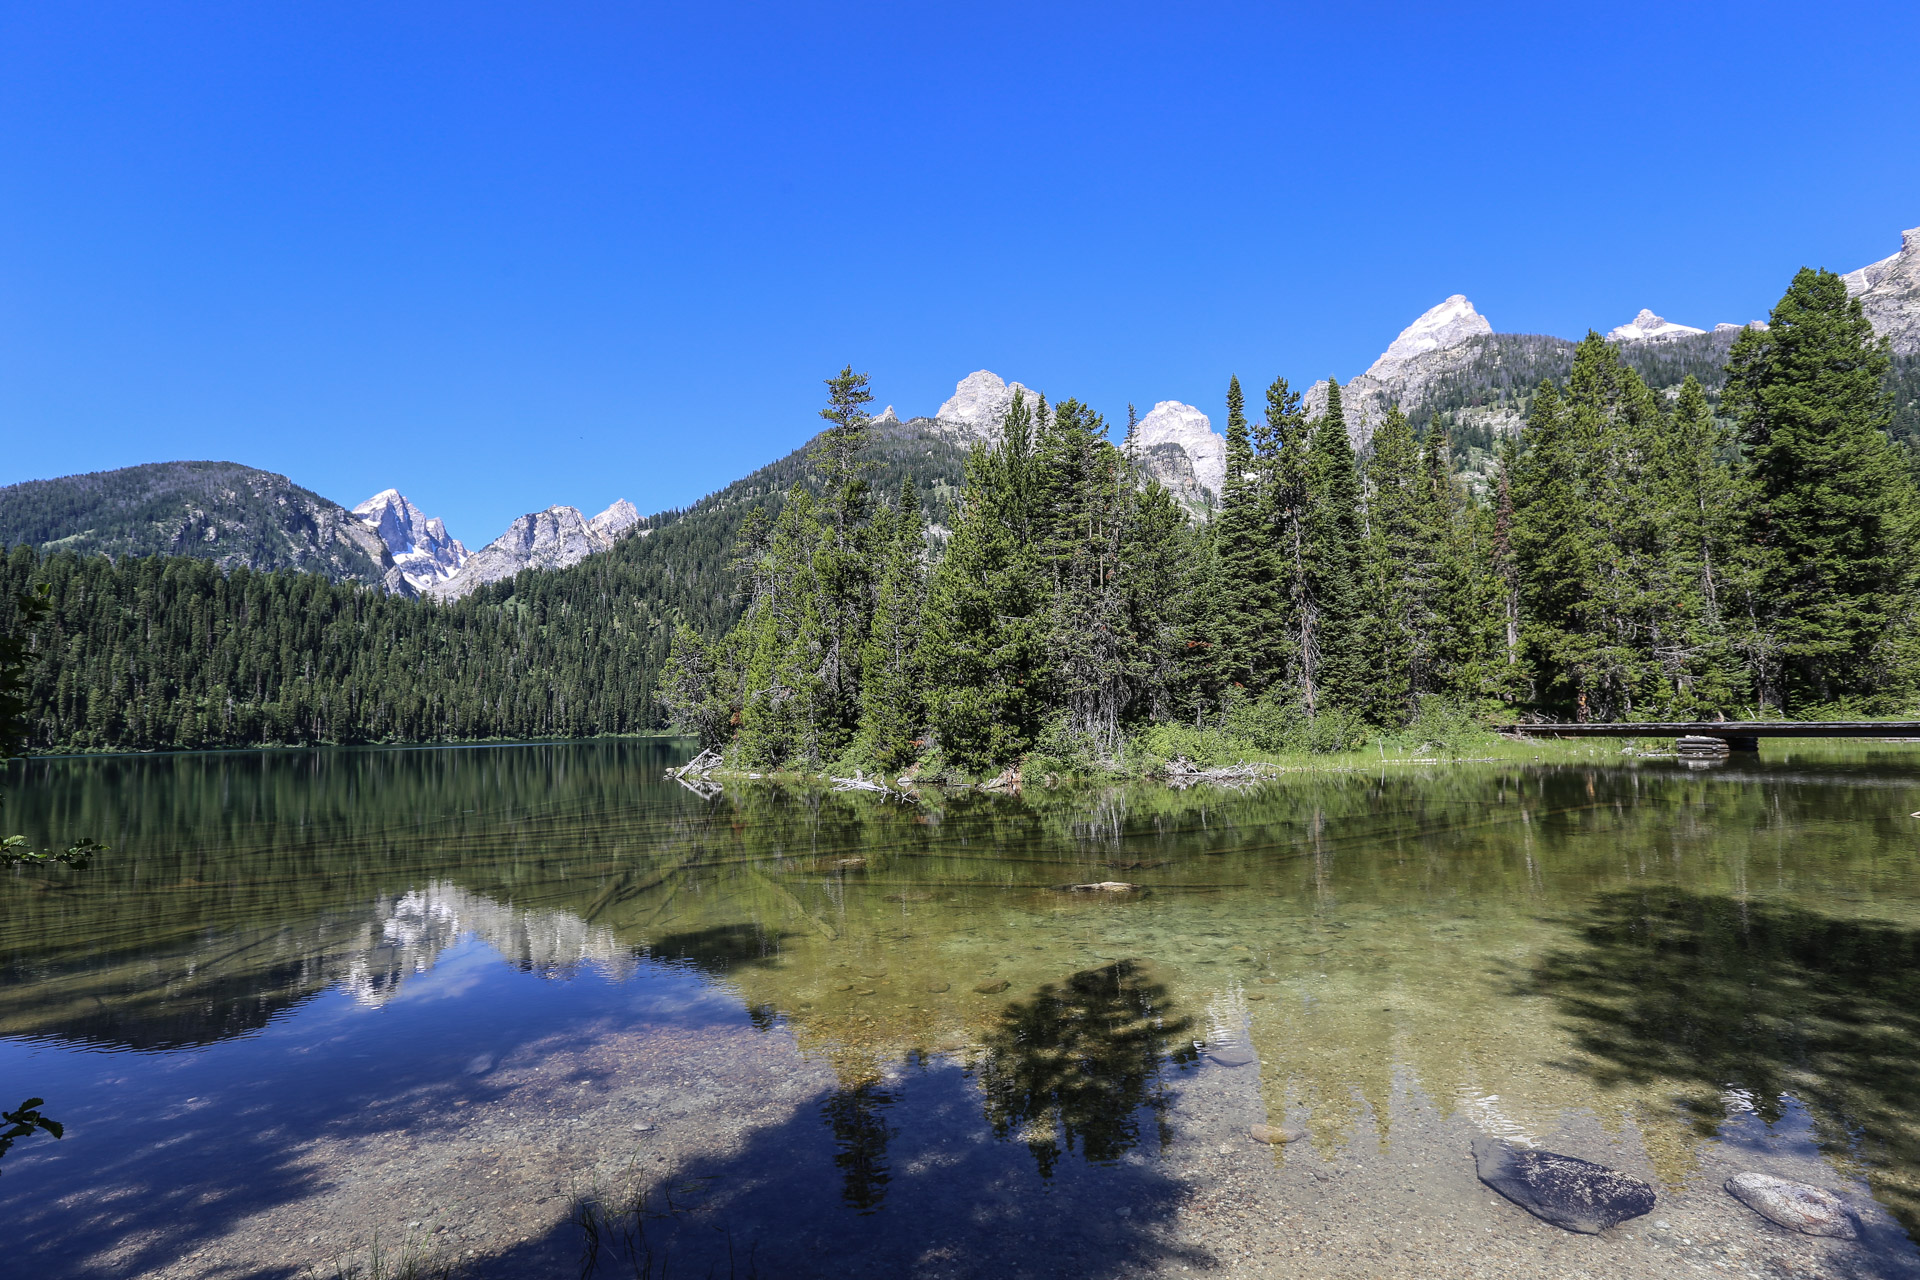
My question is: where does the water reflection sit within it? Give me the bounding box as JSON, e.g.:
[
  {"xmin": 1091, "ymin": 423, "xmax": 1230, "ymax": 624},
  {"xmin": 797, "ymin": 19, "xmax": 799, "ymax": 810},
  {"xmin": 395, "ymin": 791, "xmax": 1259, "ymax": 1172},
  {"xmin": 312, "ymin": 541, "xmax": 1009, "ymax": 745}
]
[
  {"xmin": 1529, "ymin": 887, "xmax": 1920, "ymax": 1234},
  {"xmin": 976, "ymin": 960, "xmax": 1196, "ymax": 1175},
  {"xmin": 5, "ymin": 739, "xmax": 1920, "ymax": 1275}
]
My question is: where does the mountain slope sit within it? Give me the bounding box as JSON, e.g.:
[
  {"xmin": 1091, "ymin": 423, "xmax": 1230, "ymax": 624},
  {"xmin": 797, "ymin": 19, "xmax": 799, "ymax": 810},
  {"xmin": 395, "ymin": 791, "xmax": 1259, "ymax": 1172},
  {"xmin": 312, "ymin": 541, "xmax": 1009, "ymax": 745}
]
[
  {"xmin": 0, "ymin": 461, "xmax": 403, "ymax": 590},
  {"xmin": 1845, "ymin": 225, "xmax": 1920, "ymax": 354}
]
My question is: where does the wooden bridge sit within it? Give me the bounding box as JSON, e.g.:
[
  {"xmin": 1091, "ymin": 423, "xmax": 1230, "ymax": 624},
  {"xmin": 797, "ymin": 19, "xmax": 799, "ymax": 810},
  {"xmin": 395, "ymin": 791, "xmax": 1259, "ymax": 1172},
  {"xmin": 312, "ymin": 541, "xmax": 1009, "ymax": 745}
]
[{"xmin": 1514, "ymin": 721, "xmax": 1920, "ymax": 758}]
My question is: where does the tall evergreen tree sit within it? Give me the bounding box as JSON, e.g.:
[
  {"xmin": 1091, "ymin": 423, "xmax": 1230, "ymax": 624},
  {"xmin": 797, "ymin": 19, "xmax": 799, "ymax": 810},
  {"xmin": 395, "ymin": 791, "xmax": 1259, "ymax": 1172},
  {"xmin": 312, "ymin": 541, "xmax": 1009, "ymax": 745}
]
[
  {"xmin": 918, "ymin": 392, "xmax": 1046, "ymax": 770},
  {"xmin": 1362, "ymin": 404, "xmax": 1426, "ymax": 719},
  {"xmin": 1206, "ymin": 376, "xmax": 1283, "ymax": 698},
  {"xmin": 1648, "ymin": 375, "xmax": 1744, "ymax": 712},
  {"xmin": 853, "ymin": 479, "xmax": 927, "ymax": 770},
  {"xmin": 1302, "ymin": 381, "xmax": 1368, "ymax": 713},
  {"xmin": 1257, "ymin": 376, "xmax": 1309, "ymax": 699},
  {"xmin": 734, "ymin": 489, "xmax": 826, "ymax": 766},
  {"xmin": 1724, "ymin": 268, "xmax": 1919, "ymax": 712},
  {"xmin": 809, "ymin": 367, "xmax": 878, "ymax": 752}
]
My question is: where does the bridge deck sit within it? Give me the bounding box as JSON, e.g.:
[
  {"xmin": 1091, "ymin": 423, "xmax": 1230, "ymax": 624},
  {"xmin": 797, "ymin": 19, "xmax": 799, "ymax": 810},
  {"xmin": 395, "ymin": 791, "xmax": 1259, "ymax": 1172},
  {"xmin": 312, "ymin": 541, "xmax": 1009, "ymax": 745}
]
[{"xmin": 1515, "ymin": 721, "xmax": 1920, "ymax": 738}]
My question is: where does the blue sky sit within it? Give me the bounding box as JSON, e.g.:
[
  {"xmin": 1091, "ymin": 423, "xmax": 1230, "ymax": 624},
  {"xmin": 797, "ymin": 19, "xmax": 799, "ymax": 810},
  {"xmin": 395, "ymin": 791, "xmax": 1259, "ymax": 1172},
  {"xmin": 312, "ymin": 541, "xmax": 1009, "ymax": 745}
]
[{"xmin": 4, "ymin": 1, "xmax": 1917, "ymax": 544}]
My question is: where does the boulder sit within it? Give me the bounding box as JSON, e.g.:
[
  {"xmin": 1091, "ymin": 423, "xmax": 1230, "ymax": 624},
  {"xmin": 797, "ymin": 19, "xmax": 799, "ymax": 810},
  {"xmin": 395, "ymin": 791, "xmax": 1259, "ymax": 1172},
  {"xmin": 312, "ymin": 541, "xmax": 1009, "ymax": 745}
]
[
  {"xmin": 1724, "ymin": 1173, "xmax": 1858, "ymax": 1239},
  {"xmin": 1472, "ymin": 1137, "xmax": 1655, "ymax": 1234}
]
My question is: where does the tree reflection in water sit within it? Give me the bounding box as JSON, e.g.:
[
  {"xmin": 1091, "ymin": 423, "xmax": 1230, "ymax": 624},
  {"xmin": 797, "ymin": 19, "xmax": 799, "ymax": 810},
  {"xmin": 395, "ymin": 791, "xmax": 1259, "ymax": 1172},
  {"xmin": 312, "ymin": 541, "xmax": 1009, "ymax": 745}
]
[
  {"xmin": 1529, "ymin": 888, "xmax": 1920, "ymax": 1234},
  {"xmin": 821, "ymin": 1081, "xmax": 898, "ymax": 1213},
  {"xmin": 974, "ymin": 960, "xmax": 1198, "ymax": 1176}
]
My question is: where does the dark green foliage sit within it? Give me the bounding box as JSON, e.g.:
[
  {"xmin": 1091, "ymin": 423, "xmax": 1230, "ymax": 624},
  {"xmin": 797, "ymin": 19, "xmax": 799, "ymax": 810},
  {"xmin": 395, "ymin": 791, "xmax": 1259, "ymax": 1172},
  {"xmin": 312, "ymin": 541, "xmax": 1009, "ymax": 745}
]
[
  {"xmin": 0, "ymin": 1098, "xmax": 63, "ymax": 1170},
  {"xmin": 1302, "ymin": 382, "xmax": 1368, "ymax": 713},
  {"xmin": 1203, "ymin": 376, "xmax": 1284, "ymax": 699},
  {"xmin": 854, "ymin": 481, "xmax": 927, "ymax": 770},
  {"xmin": 1725, "ymin": 269, "xmax": 1919, "ymax": 712},
  {"xmin": 0, "ymin": 460, "xmax": 395, "ymax": 586},
  {"xmin": 919, "ymin": 394, "xmax": 1048, "ymax": 770}
]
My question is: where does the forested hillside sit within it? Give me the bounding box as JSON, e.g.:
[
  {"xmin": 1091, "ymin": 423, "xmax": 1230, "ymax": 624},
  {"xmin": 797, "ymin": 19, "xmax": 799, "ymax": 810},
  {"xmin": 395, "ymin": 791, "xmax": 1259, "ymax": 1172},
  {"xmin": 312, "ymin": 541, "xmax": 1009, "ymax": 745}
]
[
  {"xmin": 0, "ymin": 415, "xmax": 971, "ymax": 752},
  {"xmin": 0, "ymin": 461, "xmax": 398, "ymax": 587}
]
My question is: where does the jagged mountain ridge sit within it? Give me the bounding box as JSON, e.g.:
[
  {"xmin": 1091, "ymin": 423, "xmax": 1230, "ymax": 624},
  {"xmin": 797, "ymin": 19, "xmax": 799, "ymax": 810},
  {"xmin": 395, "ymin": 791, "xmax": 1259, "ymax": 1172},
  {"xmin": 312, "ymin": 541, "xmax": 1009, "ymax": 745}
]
[
  {"xmin": 0, "ymin": 461, "xmax": 405, "ymax": 591},
  {"xmin": 427, "ymin": 499, "xmax": 644, "ymax": 600},
  {"xmin": 352, "ymin": 489, "xmax": 469, "ymax": 591},
  {"xmin": 1302, "ymin": 223, "xmax": 1918, "ymax": 449}
]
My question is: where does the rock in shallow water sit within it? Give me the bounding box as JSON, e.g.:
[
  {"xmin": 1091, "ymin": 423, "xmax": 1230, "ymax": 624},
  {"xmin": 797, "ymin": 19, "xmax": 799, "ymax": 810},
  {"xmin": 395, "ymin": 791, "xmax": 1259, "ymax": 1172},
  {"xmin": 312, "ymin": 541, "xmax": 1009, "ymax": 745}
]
[
  {"xmin": 1250, "ymin": 1124, "xmax": 1303, "ymax": 1145},
  {"xmin": 1472, "ymin": 1137, "xmax": 1655, "ymax": 1234},
  {"xmin": 1725, "ymin": 1173, "xmax": 1858, "ymax": 1238}
]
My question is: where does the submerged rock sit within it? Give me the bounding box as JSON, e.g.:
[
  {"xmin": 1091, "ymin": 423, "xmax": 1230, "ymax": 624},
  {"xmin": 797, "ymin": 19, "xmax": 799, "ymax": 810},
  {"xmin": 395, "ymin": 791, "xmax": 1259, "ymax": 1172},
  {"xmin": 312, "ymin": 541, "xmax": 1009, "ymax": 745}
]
[
  {"xmin": 1206, "ymin": 1046, "xmax": 1258, "ymax": 1068},
  {"xmin": 973, "ymin": 979, "xmax": 1010, "ymax": 994},
  {"xmin": 1472, "ymin": 1137, "xmax": 1655, "ymax": 1234},
  {"xmin": 1057, "ymin": 881, "xmax": 1142, "ymax": 893},
  {"xmin": 1725, "ymin": 1173, "xmax": 1858, "ymax": 1239},
  {"xmin": 1250, "ymin": 1124, "xmax": 1303, "ymax": 1144}
]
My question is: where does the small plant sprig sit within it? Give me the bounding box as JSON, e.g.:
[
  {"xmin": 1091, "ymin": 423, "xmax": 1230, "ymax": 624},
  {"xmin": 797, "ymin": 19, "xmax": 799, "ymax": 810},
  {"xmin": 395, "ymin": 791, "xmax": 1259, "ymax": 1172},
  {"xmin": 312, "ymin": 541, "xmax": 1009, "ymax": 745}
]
[{"xmin": 0, "ymin": 1098, "xmax": 64, "ymax": 1170}]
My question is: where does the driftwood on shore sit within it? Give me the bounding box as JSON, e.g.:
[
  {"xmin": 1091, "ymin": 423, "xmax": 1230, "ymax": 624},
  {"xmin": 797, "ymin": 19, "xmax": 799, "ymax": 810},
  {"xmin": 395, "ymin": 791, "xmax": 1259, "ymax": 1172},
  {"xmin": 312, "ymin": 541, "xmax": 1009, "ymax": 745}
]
[
  {"xmin": 666, "ymin": 747, "xmax": 723, "ymax": 798},
  {"xmin": 1161, "ymin": 757, "xmax": 1272, "ymax": 789},
  {"xmin": 830, "ymin": 772, "xmax": 920, "ymax": 802}
]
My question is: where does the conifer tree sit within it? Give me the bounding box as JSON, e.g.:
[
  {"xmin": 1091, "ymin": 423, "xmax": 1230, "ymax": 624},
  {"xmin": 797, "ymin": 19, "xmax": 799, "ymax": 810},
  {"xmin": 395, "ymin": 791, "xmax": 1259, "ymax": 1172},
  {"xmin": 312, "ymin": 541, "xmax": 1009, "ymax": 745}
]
[
  {"xmin": 1207, "ymin": 376, "xmax": 1282, "ymax": 698},
  {"xmin": 1257, "ymin": 376, "xmax": 1309, "ymax": 698},
  {"xmin": 853, "ymin": 478, "xmax": 926, "ymax": 770},
  {"xmin": 809, "ymin": 367, "xmax": 877, "ymax": 752},
  {"xmin": 1489, "ymin": 428, "xmax": 1524, "ymax": 691},
  {"xmin": 918, "ymin": 392, "xmax": 1045, "ymax": 770},
  {"xmin": 735, "ymin": 489, "xmax": 825, "ymax": 766},
  {"xmin": 1302, "ymin": 381, "xmax": 1368, "ymax": 713},
  {"xmin": 1725, "ymin": 268, "xmax": 1919, "ymax": 711},
  {"xmin": 1362, "ymin": 404, "xmax": 1425, "ymax": 719},
  {"xmin": 1649, "ymin": 376, "xmax": 1744, "ymax": 712}
]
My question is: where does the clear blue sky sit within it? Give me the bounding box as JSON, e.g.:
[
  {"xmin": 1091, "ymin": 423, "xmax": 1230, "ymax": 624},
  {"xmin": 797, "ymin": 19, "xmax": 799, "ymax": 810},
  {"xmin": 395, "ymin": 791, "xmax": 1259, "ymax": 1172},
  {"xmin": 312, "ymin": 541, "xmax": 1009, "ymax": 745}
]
[{"xmin": 4, "ymin": 1, "xmax": 1917, "ymax": 544}]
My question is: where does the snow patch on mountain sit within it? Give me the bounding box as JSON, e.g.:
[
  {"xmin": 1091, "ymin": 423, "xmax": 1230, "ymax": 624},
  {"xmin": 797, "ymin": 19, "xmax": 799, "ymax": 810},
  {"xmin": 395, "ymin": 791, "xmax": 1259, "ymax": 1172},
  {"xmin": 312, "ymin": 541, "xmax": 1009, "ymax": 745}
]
[
  {"xmin": 1366, "ymin": 295, "xmax": 1493, "ymax": 377},
  {"xmin": 1304, "ymin": 295, "xmax": 1494, "ymax": 446},
  {"xmin": 1608, "ymin": 309, "xmax": 1706, "ymax": 343},
  {"xmin": 353, "ymin": 489, "xmax": 470, "ymax": 591}
]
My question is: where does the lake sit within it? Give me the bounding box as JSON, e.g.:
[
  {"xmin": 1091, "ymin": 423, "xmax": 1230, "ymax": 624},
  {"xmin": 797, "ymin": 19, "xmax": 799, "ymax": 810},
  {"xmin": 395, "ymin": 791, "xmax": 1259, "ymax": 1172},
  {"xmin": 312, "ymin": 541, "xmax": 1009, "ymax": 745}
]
[{"xmin": 3, "ymin": 740, "xmax": 1920, "ymax": 1279}]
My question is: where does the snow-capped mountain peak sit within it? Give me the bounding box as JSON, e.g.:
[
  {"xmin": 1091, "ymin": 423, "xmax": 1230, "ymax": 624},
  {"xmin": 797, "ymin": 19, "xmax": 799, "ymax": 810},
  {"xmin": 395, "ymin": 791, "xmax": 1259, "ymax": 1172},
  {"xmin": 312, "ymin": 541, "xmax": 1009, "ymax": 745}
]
[
  {"xmin": 1132, "ymin": 401, "xmax": 1225, "ymax": 501},
  {"xmin": 1608, "ymin": 309, "xmax": 1706, "ymax": 343},
  {"xmin": 1367, "ymin": 295, "xmax": 1493, "ymax": 377},
  {"xmin": 352, "ymin": 490, "xmax": 469, "ymax": 591}
]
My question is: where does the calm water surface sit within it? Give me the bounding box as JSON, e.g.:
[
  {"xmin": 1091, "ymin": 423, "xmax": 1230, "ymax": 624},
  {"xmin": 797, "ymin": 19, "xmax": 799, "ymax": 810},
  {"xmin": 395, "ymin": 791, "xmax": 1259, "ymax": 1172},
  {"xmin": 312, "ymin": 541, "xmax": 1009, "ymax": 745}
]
[{"xmin": 4, "ymin": 741, "xmax": 1920, "ymax": 1278}]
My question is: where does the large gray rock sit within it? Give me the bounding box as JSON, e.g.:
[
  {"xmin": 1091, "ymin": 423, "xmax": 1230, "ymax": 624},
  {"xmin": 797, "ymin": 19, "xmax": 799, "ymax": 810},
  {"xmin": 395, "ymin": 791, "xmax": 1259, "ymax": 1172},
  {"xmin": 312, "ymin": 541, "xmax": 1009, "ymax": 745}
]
[
  {"xmin": 1472, "ymin": 1136, "xmax": 1655, "ymax": 1234},
  {"xmin": 1724, "ymin": 1172, "xmax": 1858, "ymax": 1239},
  {"xmin": 1843, "ymin": 226, "xmax": 1920, "ymax": 355}
]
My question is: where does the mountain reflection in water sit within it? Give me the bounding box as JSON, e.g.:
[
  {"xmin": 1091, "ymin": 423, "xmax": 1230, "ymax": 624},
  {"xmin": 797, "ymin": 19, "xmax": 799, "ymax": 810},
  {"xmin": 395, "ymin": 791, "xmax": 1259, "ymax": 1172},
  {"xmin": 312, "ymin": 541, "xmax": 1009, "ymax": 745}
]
[{"xmin": 3, "ymin": 739, "xmax": 1920, "ymax": 1275}]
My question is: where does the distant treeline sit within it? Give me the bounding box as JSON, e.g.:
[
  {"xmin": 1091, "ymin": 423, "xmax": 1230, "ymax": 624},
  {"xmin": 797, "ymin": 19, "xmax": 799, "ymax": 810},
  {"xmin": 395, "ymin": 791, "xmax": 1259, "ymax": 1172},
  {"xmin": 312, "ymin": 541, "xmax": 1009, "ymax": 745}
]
[
  {"xmin": 0, "ymin": 429, "xmax": 962, "ymax": 754},
  {"xmin": 3, "ymin": 267, "xmax": 1915, "ymax": 760}
]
